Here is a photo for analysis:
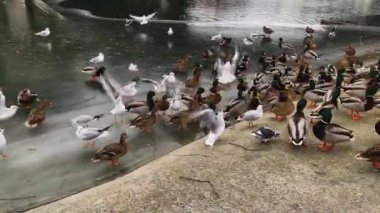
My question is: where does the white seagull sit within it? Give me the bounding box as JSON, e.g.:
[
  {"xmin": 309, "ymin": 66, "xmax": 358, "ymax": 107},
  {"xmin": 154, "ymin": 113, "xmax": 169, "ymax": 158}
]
[
  {"xmin": 130, "ymin": 12, "xmax": 156, "ymax": 25},
  {"xmin": 90, "ymin": 53, "xmax": 104, "ymax": 64},
  {"xmin": 110, "ymin": 96, "xmax": 127, "ymax": 124},
  {"xmin": 35, "ymin": 27, "xmax": 50, "ymax": 37},
  {"xmin": 0, "ymin": 129, "xmax": 7, "ymax": 159},
  {"xmin": 128, "ymin": 63, "xmax": 139, "ymax": 72},
  {"xmin": 189, "ymin": 108, "xmax": 225, "ymax": 146},
  {"xmin": 0, "ymin": 90, "xmax": 18, "ymax": 121},
  {"xmin": 237, "ymin": 105, "xmax": 263, "ymax": 127},
  {"xmin": 168, "ymin": 27, "xmax": 174, "ymax": 36},
  {"xmin": 75, "ymin": 124, "xmax": 112, "ymax": 148},
  {"xmin": 211, "ymin": 33, "xmax": 222, "ymax": 41},
  {"xmin": 70, "ymin": 114, "xmax": 104, "ymax": 127}
]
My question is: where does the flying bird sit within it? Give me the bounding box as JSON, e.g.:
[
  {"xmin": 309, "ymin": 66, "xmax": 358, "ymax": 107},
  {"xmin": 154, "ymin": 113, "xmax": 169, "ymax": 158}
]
[
  {"xmin": 35, "ymin": 27, "xmax": 50, "ymax": 37},
  {"xmin": 130, "ymin": 12, "xmax": 156, "ymax": 25}
]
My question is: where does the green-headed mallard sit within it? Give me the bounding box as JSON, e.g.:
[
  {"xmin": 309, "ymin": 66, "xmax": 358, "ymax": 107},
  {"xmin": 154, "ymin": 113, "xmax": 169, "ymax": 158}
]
[
  {"xmin": 92, "ymin": 133, "xmax": 128, "ymax": 166},
  {"xmin": 355, "ymin": 143, "xmax": 380, "ymax": 169},
  {"xmin": 126, "ymin": 91, "xmax": 155, "ymax": 115},
  {"xmin": 340, "ymin": 83, "xmax": 378, "ymax": 120},
  {"xmin": 312, "ymin": 108, "xmax": 354, "ymax": 152},
  {"xmin": 288, "ymin": 98, "xmax": 307, "ymax": 146}
]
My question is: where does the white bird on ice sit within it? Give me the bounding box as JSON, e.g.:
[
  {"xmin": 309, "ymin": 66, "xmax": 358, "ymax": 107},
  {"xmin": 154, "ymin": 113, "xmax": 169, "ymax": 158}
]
[
  {"xmin": 129, "ymin": 63, "xmax": 139, "ymax": 72},
  {"xmin": 0, "ymin": 129, "xmax": 7, "ymax": 159},
  {"xmin": 90, "ymin": 53, "xmax": 104, "ymax": 64},
  {"xmin": 130, "ymin": 12, "xmax": 156, "ymax": 25},
  {"xmin": 168, "ymin": 27, "xmax": 174, "ymax": 36},
  {"xmin": 0, "ymin": 90, "xmax": 18, "ymax": 121},
  {"xmin": 75, "ymin": 124, "xmax": 112, "ymax": 148},
  {"xmin": 70, "ymin": 114, "xmax": 104, "ymax": 127},
  {"xmin": 110, "ymin": 96, "xmax": 127, "ymax": 124},
  {"xmin": 35, "ymin": 27, "xmax": 50, "ymax": 37}
]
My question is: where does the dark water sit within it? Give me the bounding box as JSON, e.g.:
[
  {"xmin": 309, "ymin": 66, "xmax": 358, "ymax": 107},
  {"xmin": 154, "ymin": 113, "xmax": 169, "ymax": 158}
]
[{"xmin": 0, "ymin": 0, "xmax": 380, "ymax": 211}]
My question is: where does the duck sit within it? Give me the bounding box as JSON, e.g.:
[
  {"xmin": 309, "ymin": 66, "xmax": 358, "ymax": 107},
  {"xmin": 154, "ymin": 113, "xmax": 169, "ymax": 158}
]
[
  {"xmin": 340, "ymin": 83, "xmax": 378, "ymax": 120},
  {"xmin": 203, "ymin": 83, "xmax": 222, "ymax": 106},
  {"xmin": 237, "ymin": 104, "xmax": 263, "ymax": 127},
  {"xmin": 75, "ymin": 124, "xmax": 112, "ymax": 148},
  {"xmin": 0, "ymin": 91, "xmax": 18, "ymax": 121},
  {"xmin": 175, "ymin": 54, "xmax": 191, "ymax": 73},
  {"xmin": 287, "ymin": 98, "xmax": 307, "ymax": 146},
  {"xmin": 81, "ymin": 66, "xmax": 106, "ymax": 80},
  {"xmin": 89, "ymin": 53, "xmax": 104, "ymax": 64},
  {"xmin": 262, "ymin": 26, "xmax": 274, "ymax": 37},
  {"xmin": 126, "ymin": 91, "xmax": 155, "ymax": 115},
  {"xmin": 70, "ymin": 114, "xmax": 104, "ymax": 127},
  {"xmin": 25, "ymin": 99, "xmax": 53, "ymax": 128},
  {"xmin": 155, "ymin": 95, "xmax": 170, "ymax": 113},
  {"xmin": 92, "ymin": 133, "xmax": 128, "ymax": 166},
  {"xmin": 356, "ymin": 143, "xmax": 380, "ymax": 169},
  {"xmin": 251, "ymin": 127, "xmax": 280, "ymax": 143},
  {"xmin": 271, "ymin": 91, "xmax": 295, "ymax": 121},
  {"xmin": 16, "ymin": 88, "xmax": 39, "ymax": 109},
  {"xmin": 224, "ymin": 91, "xmax": 247, "ymax": 120},
  {"xmin": 305, "ymin": 26, "xmax": 315, "ymax": 35},
  {"xmin": 0, "ymin": 129, "xmax": 7, "ymax": 159},
  {"xmin": 237, "ymin": 78, "xmax": 248, "ymax": 92},
  {"xmin": 303, "ymin": 80, "xmax": 327, "ymax": 108},
  {"xmin": 312, "ymin": 108, "xmax": 354, "ymax": 152},
  {"xmin": 128, "ymin": 108, "xmax": 157, "ymax": 133}
]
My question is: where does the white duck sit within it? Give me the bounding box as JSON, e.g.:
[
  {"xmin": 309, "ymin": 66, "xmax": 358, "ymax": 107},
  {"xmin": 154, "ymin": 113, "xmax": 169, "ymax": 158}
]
[
  {"xmin": 75, "ymin": 124, "xmax": 112, "ymax": 148},
  {"xmin": 0, "ymin": 91, "xmax": 18, "ymax": 121},
  {"xmin": 189, "ymin": 108, "xmax": 225, "ymax": 146},
  {"xmin": 237, "ymin": 105, "xmax": 263, "ymax": 127},
  {"xmin": 130, "ymin": 12, "xmax": 156, "ymax": 25},
  {"xmin": 168, "ymin": 27, "xmax": 174, "ymax": 36},
  {"xmin": 128, "ymin": 63, "xmax": 139, "ymax": 72},
  {"xmin": 35, "ymin": 27, "xmax": 50, "ymax": 37},
  {"xmin": 90, "ymin": 53, "xmax": 104, "ymax": 64},
  {"xmin": 110, "ymin": 96, "xmax": 127, "ymax": 124},
  {"xmin": 71, "ymin": 114, "xmax": 104, "ymax": 127},
  {"xmin": 0, "ymin": 129, "xmax": 7, "ymax": 159}
]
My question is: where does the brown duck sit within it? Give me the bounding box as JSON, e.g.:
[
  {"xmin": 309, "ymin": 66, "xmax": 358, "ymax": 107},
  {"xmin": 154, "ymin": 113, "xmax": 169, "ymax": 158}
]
[
  {"xmin": 92, "ymin": 133, "xmax": 128, "ymax": 166},
  {"xmin": 128, "ymin": 108, "xmax": 157, "ymax": 133},
  {"xmin": 270, "ymin": 91, "xmax": 295, "ymax": 121},
  {"xmin": 25, "ymin": 99, "xmax": 53, "ymax": 128}
]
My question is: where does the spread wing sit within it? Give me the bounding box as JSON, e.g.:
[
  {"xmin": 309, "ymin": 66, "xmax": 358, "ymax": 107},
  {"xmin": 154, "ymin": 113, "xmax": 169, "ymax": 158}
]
[
  {"xmin": 130, "ymin": 14, "xmax": 144, "ymax": 21},
  {"xmin": 146, "ymin": 12, "xmax": 157, "ymax": 20}
]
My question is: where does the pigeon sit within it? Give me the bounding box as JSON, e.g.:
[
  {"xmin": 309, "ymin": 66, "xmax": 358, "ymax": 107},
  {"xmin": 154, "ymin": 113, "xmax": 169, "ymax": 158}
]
[
  {"xmin": 0, "ymin": 129, "xmax": 7, "ymax": 159},
  {"xmin": 35, "ymin": 28, "xmax": 50, "ymax": 37},
  {"xmin": 70, "ymin": 114, "xmax": 104, "ymax": 126},
  {"xmin": 130, "ymin": 12, "xmax": 156, "ymax": 25},
  {"xmin": 90, "ymin": 53, "xmax": 104, "ymax": 64},
  {"xmin": 251, "ymin": 127, "xmax": 280, "ymax": 143},
  {"xmin": 75, "ymin": 124, "xmax": 112, "ymax": 148},
  {"xmin": 129, "ymin": 63, "xmax": 139, "ymax": 72},
  {"xmin": 168, "ymin": 27, "xmax": 174, "ymax": 36}
]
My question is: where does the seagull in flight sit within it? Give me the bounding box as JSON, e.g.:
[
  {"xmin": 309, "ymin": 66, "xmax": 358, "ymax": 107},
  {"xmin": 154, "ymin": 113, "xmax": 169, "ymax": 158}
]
[{"xmin": 130, "ymin": 12, "xmax": 156, "ymax": 25}]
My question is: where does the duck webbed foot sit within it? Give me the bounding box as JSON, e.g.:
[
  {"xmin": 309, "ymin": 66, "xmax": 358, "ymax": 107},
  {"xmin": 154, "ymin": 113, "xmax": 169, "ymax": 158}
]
[
  {"xmin": 111, "ymin": 159, "xmax": 119, "ymax": 166},
  {"xmin": 351, "ymin": 111, "xmax": 361, "ymax": 120},
  {"xmin": 319, "ymin": 142, "xmax": 334, "ymax": 152},
  {"xmin": 275, "ymin": 115, "xmax": 285, "ymax": 122},
  {"xmin": 372, "ymin": 161, "xmax": 380, "ymax": 169}
]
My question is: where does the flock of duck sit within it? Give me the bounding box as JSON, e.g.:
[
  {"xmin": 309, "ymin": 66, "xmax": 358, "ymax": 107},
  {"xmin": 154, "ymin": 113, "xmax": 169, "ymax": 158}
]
[{"xmin": 1, "ymin": 17, "xmax": 380, "ymax": 170}]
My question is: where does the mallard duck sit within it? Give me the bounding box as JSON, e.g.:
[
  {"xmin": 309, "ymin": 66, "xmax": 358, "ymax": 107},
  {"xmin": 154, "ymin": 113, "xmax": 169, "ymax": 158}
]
[
  {"xmin": 92, "ymin": 133, "xmax": 128, "ymax": 166},
  {"xmin": 271, "ymin": 91, "xmax": 295, "ymax": 121},
  {"xmin": 237, "ymin": 105, "xmax": 263, "ymax": 127},
  {"xmin": 263, "ymin": 26, "xmax": 274, "ymax": 37},
  {"xmin": 17, "ymin": 88, "xmax": 39, "ymax": 109},
  {"xmin": 25, "ymin": 99, "xmax": 53, "ymax": 128},
  {"xmin": 312, "ymin": 108, "xmax": 354, "ymax": 152},
  {"xmin": 126, "ymin": 91, "xmax": 155, "ymax": 115},
  {"xmin": 341, "ymin": 79, "xmax": 375, "ymax": 100},
  {"xmin": 224, "ymin": 91, "xmax": 247, "ymax": 119},
  {"xmin": 303, "ymin": 80, "xmax": 327, "ymax": 108},
  {"xmin": 288, "ymin": 98, "xmax": 307, "ymax": 146},
  {"xmin": 0, "ymin": 129, "xmax": 7, "ymax": 159},
  {"xmin": 175, "ymin": 54, "xmax": 192, "ymax": 73},
  {"xmin": 129, "ymin": 108, "xmax": 157, "ymax": 133},
  {"xmin": 340, "ymin": 83, "xmax": 378, "ymax": 120},
  {"xmin": 251, "ymin": 127, "xmax": 280, "ymax": 143},
  {"xmin": 76, "ymin": 124, "xmax": 112, "ymax": 148},
  {"xmin": 355, "ymin": 143, "xmax": 380, "ymax": 169}
]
